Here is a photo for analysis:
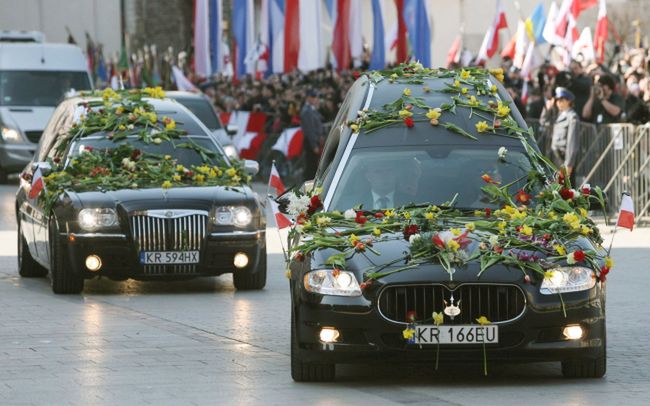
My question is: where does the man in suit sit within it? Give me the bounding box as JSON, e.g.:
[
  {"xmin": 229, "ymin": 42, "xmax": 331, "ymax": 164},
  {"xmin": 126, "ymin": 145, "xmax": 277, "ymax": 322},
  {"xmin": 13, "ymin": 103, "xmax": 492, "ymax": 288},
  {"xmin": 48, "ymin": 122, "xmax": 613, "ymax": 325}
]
[
  {"xmin": 300, "ymin": 89, "xmax": 325, "ymax": 180},
  {"xmin": 359, "ymin": 160, "xmax": 420, "ymax": 210},
  {"xmin": 551, "ymin": 87, "xmax": 580, "ymax": 185}
]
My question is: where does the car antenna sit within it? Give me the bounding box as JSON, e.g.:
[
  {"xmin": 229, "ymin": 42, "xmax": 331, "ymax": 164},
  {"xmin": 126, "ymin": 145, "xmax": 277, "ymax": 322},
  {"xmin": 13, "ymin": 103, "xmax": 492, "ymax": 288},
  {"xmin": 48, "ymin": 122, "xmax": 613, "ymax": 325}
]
[{"xmin": 118, "ymin": 74, "xmax": 125, "ymax": 90}]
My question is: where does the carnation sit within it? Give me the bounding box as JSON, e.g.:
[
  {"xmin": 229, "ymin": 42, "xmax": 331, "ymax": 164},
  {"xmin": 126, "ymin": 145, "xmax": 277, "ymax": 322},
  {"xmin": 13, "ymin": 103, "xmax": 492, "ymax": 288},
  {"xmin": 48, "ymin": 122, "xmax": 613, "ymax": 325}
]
[
  {"xmin": 287, "ymin": 193, "xmax": 311, "ymax": 216},
  {"xmin": 344, "ymin": 209, "xmax": 356, "ymax": 219}
]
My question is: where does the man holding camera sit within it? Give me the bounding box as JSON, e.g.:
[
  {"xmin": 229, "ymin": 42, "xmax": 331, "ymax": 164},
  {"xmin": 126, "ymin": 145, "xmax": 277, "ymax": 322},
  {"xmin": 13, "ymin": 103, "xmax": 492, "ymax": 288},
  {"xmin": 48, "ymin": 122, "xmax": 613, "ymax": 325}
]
[{"xmin": 582, "ymin": 75, "xmax": 625, "ymax": 124}]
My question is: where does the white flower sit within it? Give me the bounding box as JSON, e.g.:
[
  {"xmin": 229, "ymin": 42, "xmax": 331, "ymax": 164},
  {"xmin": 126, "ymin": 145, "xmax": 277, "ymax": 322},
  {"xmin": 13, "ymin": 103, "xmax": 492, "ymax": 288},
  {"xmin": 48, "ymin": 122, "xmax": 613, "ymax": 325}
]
[
  {"xmin": 127, "ymin": 124, "xmax": 135, "ymax": 130},
  {"xmin": 566, "ymin": 252, "xmax": 577, "ymax": 264},
  {"xmin": 151, "ymin": 129, "xmax": 160, "ymax": 135},
  {"xmin": 344, "ymin": 209, "xmax": 357, "ymax": 219},
  {"xmin": 489, "ymin": 234, "xmax": 499, "ymax": 246},
  {"xmin": 498, "ymin": 147, "xmax": 508, "ymax": 160},
  {"xmin": 287, "ymin": 193, "xmax": 310, "ymax": 216},
  {"xmin": 409, "ymin": 234, "xmax": 422, "ymax": 244},
  {"xmin": 153, "ymin": 138, "xmax": 162, "ymax": 144},
  {"xmin": 121, "ymin": 157, "xmax": 131, "ymax": 167}
]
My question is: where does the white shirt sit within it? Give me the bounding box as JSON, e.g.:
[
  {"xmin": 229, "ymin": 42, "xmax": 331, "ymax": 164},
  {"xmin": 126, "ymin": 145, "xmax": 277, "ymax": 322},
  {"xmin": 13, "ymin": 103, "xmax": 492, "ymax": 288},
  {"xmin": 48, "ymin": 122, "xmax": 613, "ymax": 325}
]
[{"xmin": 371, "ymin": 191, "xmax": 394, "ymax": 209}]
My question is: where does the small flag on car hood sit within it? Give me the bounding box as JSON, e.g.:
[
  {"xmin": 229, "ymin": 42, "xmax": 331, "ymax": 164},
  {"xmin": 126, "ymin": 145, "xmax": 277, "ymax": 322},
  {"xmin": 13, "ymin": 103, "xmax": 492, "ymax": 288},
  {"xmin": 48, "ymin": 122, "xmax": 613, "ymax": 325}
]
[
  {"xmin": 616, "ymin": 194, "xmax": 635, "ymax": 231},
  {"xmin": 28, "ymin": 168, "xmax": 45, "ymax": 200}
]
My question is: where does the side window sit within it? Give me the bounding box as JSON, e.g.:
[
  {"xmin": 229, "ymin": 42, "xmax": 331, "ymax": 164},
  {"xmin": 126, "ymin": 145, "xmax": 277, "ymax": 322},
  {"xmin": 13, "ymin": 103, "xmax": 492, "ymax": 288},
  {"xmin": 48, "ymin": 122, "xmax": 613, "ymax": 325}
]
[{"xmin": 37, "ymin": 103, "xmax": 69, "ymax": 162}]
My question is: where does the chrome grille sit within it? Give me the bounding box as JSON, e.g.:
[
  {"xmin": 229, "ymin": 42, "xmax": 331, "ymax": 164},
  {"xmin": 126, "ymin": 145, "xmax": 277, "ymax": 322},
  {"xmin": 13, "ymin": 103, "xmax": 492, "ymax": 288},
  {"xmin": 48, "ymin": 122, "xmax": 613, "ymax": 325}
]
[
  {"xmin": 377, "ymin": 284, "xmax": 526, "ymax": 325},
  {"xmin": 130, "ymin": 211, "xmax": 207, "ymax": 275},
  {"xmin": 25, "ymin": 131, "xmax": 42, "ymax": 143}
]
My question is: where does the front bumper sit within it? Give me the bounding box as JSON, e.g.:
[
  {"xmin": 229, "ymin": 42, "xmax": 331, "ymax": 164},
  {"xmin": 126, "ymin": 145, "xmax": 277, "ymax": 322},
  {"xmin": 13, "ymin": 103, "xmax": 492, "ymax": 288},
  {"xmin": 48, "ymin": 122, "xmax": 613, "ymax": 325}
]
[
  {"xmin": 294, "ymin": 284, "xmax": 605, "ymax": 364},
  {"xmin": 61, "ymin": 230, "xmax": 266, "ymax": 280},
  {"xmin": 0, "ymin": 143, "xmax": 36, "ymax": 173}
]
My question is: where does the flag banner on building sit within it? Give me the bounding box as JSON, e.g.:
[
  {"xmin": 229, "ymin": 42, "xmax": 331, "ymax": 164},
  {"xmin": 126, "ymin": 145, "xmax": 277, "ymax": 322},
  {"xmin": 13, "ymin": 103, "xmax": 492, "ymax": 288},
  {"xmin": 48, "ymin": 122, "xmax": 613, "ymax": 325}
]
[
  {"xmin": 268, "ymin": 197, "xmax": 292, "ymax": 229},
  {"xmin": 617, "ymin": 194, "xmax": 635, "ymax": 231},
  {"xmin": 269, "ymin": 162, "xmax": 286, "ymax": 196},
  {"xmin": 219, "ymin": 111, "xmax": 267, "ymax": 160},
  {"xmin": 272, "ymin": 127, "xmax": 303, "ymax": 160}
]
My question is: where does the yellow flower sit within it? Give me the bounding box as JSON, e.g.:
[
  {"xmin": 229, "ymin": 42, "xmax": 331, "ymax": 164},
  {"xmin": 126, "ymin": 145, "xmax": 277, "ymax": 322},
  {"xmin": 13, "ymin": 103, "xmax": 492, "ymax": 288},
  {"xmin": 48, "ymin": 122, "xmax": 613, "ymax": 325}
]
[
  {"xmin": 148, "ymin": 112, "xmax": 158, "ymax": 123},
  {"xmin": 349, "ymin": 234, "xmax": 360, "ymax": 245},
  {"xmin": 208, "ymin": 169, "xmax": 218, "ymax": 179},
  {"xmin": 426, "ymin": 108, "xmax": 442, "ymax": 120},
  {"xmin": 226, "ymin": 167, "xmax": 237, "ymax": 177},
  {"xmin": 563, "ymin": 212, "xmax": 581, "ymax": 230},
  {"xmin": 195, "ymin": 174, "xmax": 206, "ymax": 183},
  {"xmin": 197, "ymin": 165, "xmax": 210, "ymax": 174},
  {"xmin": 521, "ymin": 224, "xmax": 533, "ymax": 236},
  {"xmin": 373, "ymin": 227, "xmax": 381, "ymax": 236},
  {"xmin": 580, "ymin": 225, "xmax": 592, "ymax": 235},
  {"xmin": 578, "ymin": 207, "xmax": 588, "ymax": 217},
  {"xmin": 403, "ymin": 88, "xmax": 412, "ymax": 96},
  {"xmin": 143, "ymin": 86, "xmax": 166, "ymax": 99},
  {"xmin": 172, "ymin": 174, "xmax": 181, "ymax": 182},
  {"xmin": 461, "ymin": 87, "xmax": 468, "ymax": 94},
  {"xmin": 512, "ymin": 210, "xmax": 527, "ymax": 220},
  {"xmin": 425, "ymin": 212, "xmax": 434, "ymax": 220},
  {"xmin": 476, "ymin": 316, "xmax": 491, "ymax": 325},
  {"xmin": 164, "ymin": 155, "xmax": 171, "ymax": 160},
  {"xmin": 447, "ymin": 240, "xmax": 460, "ymax": 251},
  {"xmin": 115, "ymin": 106, "xmax": 125, "ymax": 115},
  {"xmin": 490, "ymin": 85, "xmax": 498, "ymax": 93},
  {"xmin": 476, "ymin": 121, "xmax": 489, "ymax": 133},
  {"xmin": 468, "ymin": 95, "xmax": 480, "ymax": 107},
  {"xmin": 453, "ymin": 80, "xmax": 460, "ymax": 88},
  {"xmin": 165, "ymin": 118, "xmax": 176, "ymax": 130},
  {"xmin": 403, "ymin": 212, "xmax": 411, "ymax": 220},
  {"xmin": 544, "ymin": 270, "xmax": 556, "ymax": 280},
  {"xmin": 176, "ymin": 164, "xmax": 186, "ymax": 172},
  {"xmin": 316, "ymin": 216, "xmax": 331, "ymax": 226},
  {"xmin": 402, "ymin": 328, "xmax": 416, "ymax": 340},
  {"xmin": 384, "ymin": 209, "xmax": 395, "ymax": 217},
  {"xmin": 605, "ymin": 257, "xmax": 614, "ymax": 269},
  {"xmin": 474, "ymin": 210, "xmax": 484, "ymax": 217},
  {"xmin": 460, "ymin": 69, "xmax": 470, "ymax": 80},
  {"xmin": 496, "ymin": 101, "xmax": 510, "ymax": 117},
  {"xmin": 548, "ymin": 211, "xmax": 558, "ymax": 220},
  {"xmin": 554, "ymin": 245, "xmax": 567, "ymax": 256},
  {"xmin": 498, "ymin": 221, "xmax": 507, "ymax": 231},
  {"xmin": 390, "ymin": 73, "xmax": 398, "ymax": 81},
  {"xmin": 433, "ymin": 311, "xmax": 444, "ymax": 325},
  {"xmin": 285, "ymin": 269, "xmax": 291, "ymax": 279},
  {"xmin": 350, "ymin": 123, "xmax": 360, "ymax": 133},
  {"xmin": 450, "ymin": 228, "xmax": 462, "ymax": 236},
  {"xmin": 465, "ymin": 222, "xmax": 476, "ymax": 232},
  {"xmin": 118, "ymin": 124, "xmax": 126, "ymax": 131},
  {"xmin": 398, "ymin": 109, "xmax": 413, "ymax": 119},
  {"xmin": 161, "ymin": 180, "xmax": 172, "ymax": 189},
  {"xmin": 490, "ymin": 68, "xmax": 505, "ymax": 82}
]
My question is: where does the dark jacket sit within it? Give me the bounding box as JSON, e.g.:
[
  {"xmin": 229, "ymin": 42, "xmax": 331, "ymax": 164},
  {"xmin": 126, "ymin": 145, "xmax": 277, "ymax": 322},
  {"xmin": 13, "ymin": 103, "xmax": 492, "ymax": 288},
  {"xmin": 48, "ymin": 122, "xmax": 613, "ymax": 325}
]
[
  {"xmin": 551, "ymin": 108, "xmax": 580, "ymax": 168},
  {"xmin": 300, "ymin": 104, "xmax": 324, "ymax": 150}
]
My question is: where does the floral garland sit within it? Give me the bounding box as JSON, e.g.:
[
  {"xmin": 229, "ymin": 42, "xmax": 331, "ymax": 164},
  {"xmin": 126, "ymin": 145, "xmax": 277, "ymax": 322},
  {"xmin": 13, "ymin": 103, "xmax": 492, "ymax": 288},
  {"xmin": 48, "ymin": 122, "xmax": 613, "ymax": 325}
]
[{"xmin": 33, "ymin": 87, "xmax": 249, "ymax": 212}]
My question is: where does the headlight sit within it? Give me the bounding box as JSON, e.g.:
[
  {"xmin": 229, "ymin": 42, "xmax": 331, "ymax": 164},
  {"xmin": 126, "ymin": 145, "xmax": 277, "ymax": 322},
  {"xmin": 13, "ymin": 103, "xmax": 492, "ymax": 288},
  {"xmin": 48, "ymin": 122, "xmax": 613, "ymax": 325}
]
[
  {"xmin": 540, "ymin": 267, "xmax": 596, "ymax": 295},
  {"xmin": 214, "ymin": 206, "xmax": 252, "ymax": 227},
  {"xmin": 78, "ymin": 208, "xmax": 118, "ymax": 231},
  {"xmin": 223, "ymin": 145, "xmax": 238, "ymax": 159},
  {"xmin": 304, "ymin": 269, "xmax": 362, "ymax": 297},
  {"xmin": 1, "ymin": 126, "xmax": 23, "ymax": 143}
]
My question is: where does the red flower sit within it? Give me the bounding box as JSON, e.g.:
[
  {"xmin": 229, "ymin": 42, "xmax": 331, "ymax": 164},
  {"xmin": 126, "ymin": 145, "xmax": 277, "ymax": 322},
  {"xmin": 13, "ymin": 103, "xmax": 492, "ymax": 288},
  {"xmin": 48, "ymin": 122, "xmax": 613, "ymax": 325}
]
[
  {"xmin": 573, "ymin": 250, "xmax": 586, "ymax": 262},
  {"xmin": 359, "ymin": 282, "xmax": 367, "ymax": 290},
  {"xmin": 494, "ymin": 119, "xmax": 502, "ymax": 128},
  {"xmin": 355, "ymin": 211, "xmax": 368, "ymax": 224},
  {"xmin": 523, "ymin": 275, "xmax": 531, "ymax": 284},
  {"xmin": 432, "ymin": 234, "xmax": 445, "ymax": 249},
  {"xmin": 186, "ymin": 170, "xmax": 194, "ymax": 177},
  {"xmin": 294, "ymin": 252, "xmax": 304, "ymax": 262},
  {"xmin": 307, "ymin": 195, "xmax": 322, "ymax": 215},
  {"xmin": 352, "ymin": 70, "xmax": 360, "ymax": 79},
  {"xmin": 354, "ymin": 242, "xmax": 366, "ymax": 252},
  {"xmin": 296, "ymin": 213, "xmax": 307, "ymax": 225},
  {"xmin": 493, "ymin": 245, "xmax": 504, "ymax": 254},
  {"xmin": 600, "ymin": 265, "xmax": 610, "ymax": 281},
  {"xmin": 406, "ymin": 310, "xmax": 417, "ymax": 323},
  {"xmin": 582, "ymin": 186, "xmax": 591, "ymax": 196},
  {"xmin": 559, "ymin": 188, "xmax": 574, "ymax": 200},
  {"xmin": 131, "ymin": 149, "xmax": 142, "ymax": 160},
  {"xmin": 374, "ymin": 211, "xmax": 385, "ymax": 218},
  {"xmin": 20, "ymin": 172, "xmax": 32, "ymax": 182},
  {"xmin": 404, "ymin": 117, "xmax": 414, "ymax": 128},
  {"xmin": 403, "ymin": 224, "xmax": 419, "ymax": 240},
  {"xmin": 557, "ymin": 171, "xmax": 566, "ymax": 184},
  {"xmin": 515, "ymin": 189, "xmax": 533, "ymax": 205},
  {"xmin": 543, "ymin": 233, "xmax": 552, "ymax": 241},
  {"xmin": 481, "ymin": 174, "xmax": 499, "ymax": 184},
  {"xmin": 454, "ymin": 231, "xmax": 471, "ymax": 248},
  {"xmin": 84, "ymin": 146, "xmax": 94, "ymax": 152},
  {"xmin": 52, "ymin": 157, "xmax": 61, "ymax": 164},
  {"xmin": 485, "ymin": 208, "xmax": 492, "ymax": 218}
]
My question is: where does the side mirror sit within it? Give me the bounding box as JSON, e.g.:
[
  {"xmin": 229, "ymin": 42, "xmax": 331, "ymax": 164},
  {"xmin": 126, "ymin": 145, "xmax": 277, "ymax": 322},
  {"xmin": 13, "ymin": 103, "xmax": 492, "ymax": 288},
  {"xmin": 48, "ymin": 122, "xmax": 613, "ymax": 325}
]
[
  {"xmin": 226, "ymin": 124, "xmax": 238, "ymax": 136},
  {"xmin": 31, "ymin": 162, "xmax": 52, "ymax": 176},
  {"xmin": 300, "ymin": 180, "xmax": 315, "ymax": 194},
  {"xmin": 243, "ymin": 160, "xmax": 259, "ymax": 176}
]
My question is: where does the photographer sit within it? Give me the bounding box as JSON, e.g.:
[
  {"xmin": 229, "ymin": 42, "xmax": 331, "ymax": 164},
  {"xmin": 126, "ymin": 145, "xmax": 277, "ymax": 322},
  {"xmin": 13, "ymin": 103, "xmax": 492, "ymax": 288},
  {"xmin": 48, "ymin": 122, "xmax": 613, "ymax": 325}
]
[
  {"xmin": 568, "ymin": 61, "xmax": 592, "ymax": 120},
  {"xmin": 582, "ymin": 75, "xmax": 624, "ymax": 124}
]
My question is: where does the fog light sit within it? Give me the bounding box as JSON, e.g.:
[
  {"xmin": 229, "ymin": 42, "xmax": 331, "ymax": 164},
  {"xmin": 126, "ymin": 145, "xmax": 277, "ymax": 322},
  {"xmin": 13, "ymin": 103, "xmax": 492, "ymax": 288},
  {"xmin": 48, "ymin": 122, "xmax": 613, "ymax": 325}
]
[
  {"xmin": 85, "ymin": 255, "xmax": 102, "ymax": 272},
  {"xmin": 233, "ymin": 252, "xmax": 249, "ymax": 269},
  {"xmin": 563, "ymin": 325, "xmax": 584, "ymax": 340},
  {"xmin": 319, "ymin": 327, "xmax": 340, "ymax": 343}
]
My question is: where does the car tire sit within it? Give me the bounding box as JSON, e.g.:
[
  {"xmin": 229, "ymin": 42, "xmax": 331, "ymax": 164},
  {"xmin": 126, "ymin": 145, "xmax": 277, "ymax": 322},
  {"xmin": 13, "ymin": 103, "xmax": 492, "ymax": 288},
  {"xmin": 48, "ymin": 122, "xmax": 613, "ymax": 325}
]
[
  {"xmin": 233, "ymin": 248, "xmax": 267, "ymax": 290},
  {"xmin": 17, "ymin": 220, "xmax": 48, "ymax": 277},
  {"xmin": 291, "ymin": 303, "xmax": 335, "ymax": 382},
  {"xmin": 561, "ymin": 328, "xmax": 606, "ymax": 378},
  {"xmin": 50, "ymin": 221, "xmax": 84, "ymax": 294}
]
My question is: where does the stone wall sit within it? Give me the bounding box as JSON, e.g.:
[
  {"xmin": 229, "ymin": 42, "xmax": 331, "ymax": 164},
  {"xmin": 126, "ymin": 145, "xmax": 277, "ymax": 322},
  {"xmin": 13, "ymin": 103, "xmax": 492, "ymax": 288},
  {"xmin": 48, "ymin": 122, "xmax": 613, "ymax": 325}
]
[{"xmin": 124, "ymin": 0, "xmax": 193, "ymax": 54}]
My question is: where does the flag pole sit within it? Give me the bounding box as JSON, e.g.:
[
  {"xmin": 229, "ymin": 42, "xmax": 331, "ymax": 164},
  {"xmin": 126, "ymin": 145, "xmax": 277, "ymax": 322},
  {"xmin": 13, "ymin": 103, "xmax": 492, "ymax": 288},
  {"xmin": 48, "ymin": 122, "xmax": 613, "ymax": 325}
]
[
  {"xmin": 266, "ymin": 159, "xmax": 275, "ymax": 198},
  {"xmin": 267, "ymin": 195, "xmax": 289, "ymax": 263},
  {"xmin": 606, "ymin": 222, "xmax": 617, "ymax": 256}
]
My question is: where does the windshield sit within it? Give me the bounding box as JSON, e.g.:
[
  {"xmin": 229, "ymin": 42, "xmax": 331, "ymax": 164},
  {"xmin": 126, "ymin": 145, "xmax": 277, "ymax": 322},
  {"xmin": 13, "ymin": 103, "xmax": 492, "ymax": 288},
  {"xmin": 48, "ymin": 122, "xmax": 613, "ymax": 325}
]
[
  {"xmin": 0, "ymin": 70, "xmax": 91, "ymax": 106},
  {"xmin": 327, "ymin": 145, "xmax": 534, "ymax": 211},
  {"xmin": 173, "ymin": 97, "xmax": 221, "ymax": 130},
  {"xmin": 69, "ymin": 137, "xmax": 227, "ymax": 168}
]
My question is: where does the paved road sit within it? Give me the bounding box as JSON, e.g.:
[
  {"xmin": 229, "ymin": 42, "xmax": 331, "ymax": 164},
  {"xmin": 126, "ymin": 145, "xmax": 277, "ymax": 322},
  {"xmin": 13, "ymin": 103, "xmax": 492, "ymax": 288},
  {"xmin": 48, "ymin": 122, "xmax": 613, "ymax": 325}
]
[{"xmin": 1, "ymin": 183, "xmax": 649, "ymax": 405}]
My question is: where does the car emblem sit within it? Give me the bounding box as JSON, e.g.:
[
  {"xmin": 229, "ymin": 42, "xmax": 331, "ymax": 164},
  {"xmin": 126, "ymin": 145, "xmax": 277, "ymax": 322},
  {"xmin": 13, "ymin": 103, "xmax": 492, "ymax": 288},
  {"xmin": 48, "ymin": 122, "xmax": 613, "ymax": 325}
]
[
  {"xmin": 165, "ymin": 211, "xmax": 173, "ymax": 218},
  {"xmin": 443, "ymin": 294, "xmax": 461, "ymax": 320}
]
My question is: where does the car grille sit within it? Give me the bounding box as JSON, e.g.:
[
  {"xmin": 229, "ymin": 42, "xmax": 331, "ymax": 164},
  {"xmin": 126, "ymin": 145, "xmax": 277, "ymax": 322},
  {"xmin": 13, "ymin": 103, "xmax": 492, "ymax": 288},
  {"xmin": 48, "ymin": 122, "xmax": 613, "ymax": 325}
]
[
  {"xmin": 130, "ymin": 212, "xmax": 207, "ymax": 275},
  {"xmin": 377, "ymin": 283, "xmax": 526, "ymax": 325},
  {"xmin": 25, "ymin": 131, "xmax": 42, "ymax": 143}
]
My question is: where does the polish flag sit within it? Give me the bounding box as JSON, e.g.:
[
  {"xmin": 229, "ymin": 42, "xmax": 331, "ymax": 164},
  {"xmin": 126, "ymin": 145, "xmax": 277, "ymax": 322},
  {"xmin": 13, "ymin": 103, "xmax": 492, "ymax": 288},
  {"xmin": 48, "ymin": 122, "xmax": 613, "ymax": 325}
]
[
  {"xmin": 476, "ymin": 0, "xmax": 508, "ymax": 63},
  {"xmin": 594, "ymin": 0, "xmax": 608, "ymax": 64},
  {"xmin": 29, "ymin": 167, "xmax": 45, "ymax": 199},
  {"xmin": 268, "ymin": 197, "xmax": 292, "ymax": 229},
  {"xmin": 331, "ymin": 0, "xmax": 352, "ymax": 70},
  {"xmin": 616, "ymin": 194, "xmax": 635, "ymax": 231},
  {"xmin": 272, "ymin": 127, "xmax": 304, "ymax": 160},
  {"xmin": 193, "ymin": 0, "xmax": 211, "ymax": 77},
  {"xmin": 447, "ymin": 35, "xmax": 462, "ymax": 68},
  {"xmin": 219, "ymin": 111, "xmax": 267, "ymax": 160},
  {"xmin": 269, "ymin": 162, "xmax": 286, "ymax": 196}
]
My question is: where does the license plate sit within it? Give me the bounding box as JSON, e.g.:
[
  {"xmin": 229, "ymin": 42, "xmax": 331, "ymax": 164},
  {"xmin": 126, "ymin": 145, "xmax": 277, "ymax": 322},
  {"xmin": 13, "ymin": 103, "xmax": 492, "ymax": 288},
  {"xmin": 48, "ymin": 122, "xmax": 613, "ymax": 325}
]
[
  {"xmin": 140, "ymin": 251, "xmax": 200, "ymax": 265},
  {"xmin": 411, "ymin": 325, "xmax": 499, "ymax": 345}
]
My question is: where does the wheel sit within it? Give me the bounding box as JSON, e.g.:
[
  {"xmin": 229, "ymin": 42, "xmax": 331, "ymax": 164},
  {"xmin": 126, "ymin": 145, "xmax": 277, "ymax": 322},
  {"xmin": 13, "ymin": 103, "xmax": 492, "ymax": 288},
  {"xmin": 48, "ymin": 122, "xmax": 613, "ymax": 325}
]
[
  {"xmin": 291, "ymin": 300, "xmax": 335, "ymax": 382},
  {"xmin": 562, "ymin": 326, "xmax": 606, "ymax": 378},
  {"xmin": 233, "ymin": 248, "xmax": 267, "ymax": 290},
  {"xmin": 17, "ymin": 219, "xmax": 48, "ymax": 277},
  {"xmin": 49, "ymin": 221, "xmax": 84, "ymax": 294}
]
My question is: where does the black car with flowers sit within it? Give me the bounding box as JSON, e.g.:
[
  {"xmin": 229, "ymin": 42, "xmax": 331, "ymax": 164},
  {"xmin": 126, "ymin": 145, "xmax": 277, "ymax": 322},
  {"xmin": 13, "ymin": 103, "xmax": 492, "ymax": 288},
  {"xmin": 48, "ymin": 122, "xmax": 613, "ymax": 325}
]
[
  {"xmin": 286, "ymin": 64, "xmax": 609, "ymax": 382},
  {"xmin": 16, "ymin": 88, "xmax": 266, "ymax": 294}
]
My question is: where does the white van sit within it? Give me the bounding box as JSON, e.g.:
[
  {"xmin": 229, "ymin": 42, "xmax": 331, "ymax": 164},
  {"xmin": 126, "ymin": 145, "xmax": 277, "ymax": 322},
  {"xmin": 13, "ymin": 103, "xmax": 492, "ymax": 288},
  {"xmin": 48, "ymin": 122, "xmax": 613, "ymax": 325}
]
[{"xmin": 0, "ymin": 42, "xmax": 92, "ymax": 181}]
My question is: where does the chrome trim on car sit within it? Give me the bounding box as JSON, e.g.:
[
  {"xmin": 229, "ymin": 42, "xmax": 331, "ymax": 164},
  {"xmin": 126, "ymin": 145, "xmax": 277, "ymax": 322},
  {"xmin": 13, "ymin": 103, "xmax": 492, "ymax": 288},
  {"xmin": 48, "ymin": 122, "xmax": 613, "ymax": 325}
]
[
  {"xmin": 323, "ymin": 83, "xmax": 375, "ymax": 210},
  {"xmin": 210, "ymin": 231, "xmax": 262, "ymax": 238},
  {"xmin": 376, "ymin": 282, "xmax": 527, "ymax": 326},
  {"xmin": 70, "ymin": 233, "xmax": 127, "ymax": 239},
  {"xmin": 131, "ymin": 209, "xmax": 209, "ymax": 219}
]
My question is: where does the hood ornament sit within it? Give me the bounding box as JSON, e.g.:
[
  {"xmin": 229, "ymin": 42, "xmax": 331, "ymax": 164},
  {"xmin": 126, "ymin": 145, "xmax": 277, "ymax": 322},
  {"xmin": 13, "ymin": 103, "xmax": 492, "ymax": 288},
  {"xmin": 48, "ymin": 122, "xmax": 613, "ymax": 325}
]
[{"xmin": 443, "ymin": 293, "xmax": 461, "ymax": 320}]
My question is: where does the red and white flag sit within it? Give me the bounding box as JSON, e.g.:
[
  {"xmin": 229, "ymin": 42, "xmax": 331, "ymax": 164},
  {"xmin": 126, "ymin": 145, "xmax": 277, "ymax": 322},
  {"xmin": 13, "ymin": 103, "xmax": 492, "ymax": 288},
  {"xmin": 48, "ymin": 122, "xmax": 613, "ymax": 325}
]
[
  {"xmin": 29, "ymin": 167, "xmax": 45, "ymax": 199},
  {"xmin": 476, "ymin": 0, "xmax": 508, "ymax": 63},
  {"xmin": 594, "ymin": 0, "xmax": 608, "ymax": 64},
  {"xmin": 219, "ymin": 111, "xmax": 267, "ymax": 160},
  {"xmin": 617, "ymin": 194, "xmax": 635, "ymax": 231},
  {"xmin": 268, "ymin": 197, "xmax": 292, "ymax": 229},
  {"xmin": 272, "ymin": 127, "xmax": 304, "ymax": 160},
  {"xmin": 447, "ymin": 35, "xmax": 462, "ymax": 68},
  {"xmin": 268, "ymin": 162, "xmax": 286, "ymax": 196}
]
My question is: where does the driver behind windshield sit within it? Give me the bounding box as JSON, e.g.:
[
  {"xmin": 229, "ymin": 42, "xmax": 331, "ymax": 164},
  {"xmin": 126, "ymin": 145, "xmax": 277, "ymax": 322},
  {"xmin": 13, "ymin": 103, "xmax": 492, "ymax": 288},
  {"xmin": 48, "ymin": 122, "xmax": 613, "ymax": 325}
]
[{"xmin": 359, "ymin": 159, "xmax": 421, "ymax": 210}]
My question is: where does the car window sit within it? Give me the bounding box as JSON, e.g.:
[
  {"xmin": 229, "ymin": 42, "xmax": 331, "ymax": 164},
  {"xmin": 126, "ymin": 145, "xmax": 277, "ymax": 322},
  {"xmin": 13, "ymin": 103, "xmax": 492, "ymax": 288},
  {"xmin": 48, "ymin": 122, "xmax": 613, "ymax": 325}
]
[
  {"xmin": 37, "ymin": 103, "xmax": 71, "ymax": 162},
  {"xmin": 173, "ymin": 97, "xmax": 222, "ymax": 130},
  {"xmin": 327, "ymin": 145, "xmax": 533, "ymax": 211},
  {"xmin": 0, "ymin": 71, "xmax": 91, "ymax": 107}
]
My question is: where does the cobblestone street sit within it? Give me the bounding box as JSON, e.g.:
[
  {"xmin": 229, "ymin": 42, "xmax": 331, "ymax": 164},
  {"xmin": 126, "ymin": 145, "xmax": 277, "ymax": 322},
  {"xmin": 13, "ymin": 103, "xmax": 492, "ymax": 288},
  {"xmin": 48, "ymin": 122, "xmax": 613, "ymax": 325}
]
[{"xmin": 1, "ymin": 184, "xmax": 649, "ymax": 405}]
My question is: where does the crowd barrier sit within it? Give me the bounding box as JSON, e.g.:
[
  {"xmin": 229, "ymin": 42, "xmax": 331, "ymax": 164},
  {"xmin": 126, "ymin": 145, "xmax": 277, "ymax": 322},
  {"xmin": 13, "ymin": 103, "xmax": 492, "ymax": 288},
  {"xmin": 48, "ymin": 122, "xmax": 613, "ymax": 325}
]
[{"xmin": 528, "ymin": 119, "xmax": 650, "ymax": 224}]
